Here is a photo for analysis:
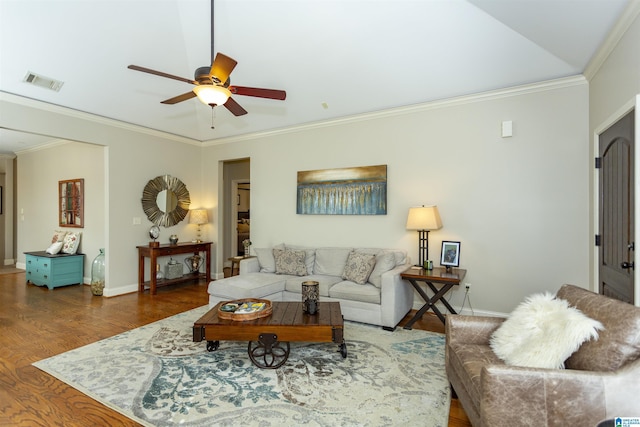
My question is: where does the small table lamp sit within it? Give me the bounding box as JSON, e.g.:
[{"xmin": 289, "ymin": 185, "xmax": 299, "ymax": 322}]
[
  {"xmin": 189, "ymin": 209, "xmax": 209, "ymax": 243},
  {"xmin": 406, "ymin": 205, "xmax": 442, "ymax": 267}
]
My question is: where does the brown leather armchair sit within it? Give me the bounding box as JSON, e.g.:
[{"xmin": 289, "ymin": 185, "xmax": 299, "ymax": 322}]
[{"xmin": 445, "ymin": 284, "xmax": 640, "ymax": 427}]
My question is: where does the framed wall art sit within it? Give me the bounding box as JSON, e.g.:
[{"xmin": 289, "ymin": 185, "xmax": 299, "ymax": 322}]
[
  {"xmin": 440, "ymin": 241, "xmax": 460, "ymax": 268},
  {"xmin": 297, "ymin": 165, "xmax": 387, "ymax": 215},
  {"xmin": 59, "ymin": 178, "xmax": 84, "ymax": 228}
]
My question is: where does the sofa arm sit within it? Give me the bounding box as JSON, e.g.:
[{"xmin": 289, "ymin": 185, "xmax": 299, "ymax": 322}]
[
  {"xmin": 446, "ymin": 315, "xmax": 505, "ymax": 346},
  {"xmin": 239, "ymin": 257, "xmax": 260, "ymax": 274},
  {"xmin": 379, "ymin": 263, "xmax": 415, "ymax": 328},
  {"xmin": 481, "ymin": 364, "xmax": 611, "ymax": 426}
]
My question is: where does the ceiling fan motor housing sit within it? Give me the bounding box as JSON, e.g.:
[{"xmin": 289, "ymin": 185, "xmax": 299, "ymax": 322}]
[{"xmin": 195, "ymin": 66, "xmax": 227, "ymax": 86}]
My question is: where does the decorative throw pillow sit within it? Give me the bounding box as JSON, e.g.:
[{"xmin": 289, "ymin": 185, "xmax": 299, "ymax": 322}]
[
  {"xmin": 342, "ymin": 252, "xmax": 376, "ymax": 285},
  {"xmin": 51, "ymin": 230, "xmax": 67, "ymax": 244},
  {"xmin": 62, "ymin": 232, "xmax": 81, "ymax": 254},
  {"xmin": 490, "ymin": 292, "xmax": 604, "ymax": 369},
  {"xmin": 273, "ymin": 248, "xmax": 307, "ymax": 276},
  {"xmin": 45, "ymin": 242, "xmax": 64, "ymax": 255},
  {"xmin": 285, "ymin": 244, "xmax": 316, "ymax": 275}
]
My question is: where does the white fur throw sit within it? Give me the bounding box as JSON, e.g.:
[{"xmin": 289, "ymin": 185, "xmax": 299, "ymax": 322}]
[{"xmin": 490, "ymin": 292, "xmax": 604, "ymax": 369}]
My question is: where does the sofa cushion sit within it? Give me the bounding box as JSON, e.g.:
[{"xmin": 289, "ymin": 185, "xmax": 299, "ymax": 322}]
[
  {"xmin": 355, "ymin": 248, "xmax": 407, "ymax": 267},
  {"xmin": 314, "ymin": 247, "xmax": 353, "ymax": 276},
  {"xmin": 367, "ymin": 251, "xmax": 397, "ymax": 288},
  {"xmin": 207, "ymin": 273, "xmax": 287, "ymax": 300},
  {"xmin": 329, "ymin": 280, "xmax": 380, "ymax": 304},
  {"xmin": 556, "ymin": 284, "xmax": 640, "ymax": 372},
  {"xmin": 342, "ymin": 251, "xmax": 376, "ymax": 285},
  {"xmin": 489, "ymin": 292, "xmax": 603, "ymax": 369},
  {"xmin": 284, "ymin": 274, "xmax": 342, "ymax": 297},
  {"xmin": 254, "ymin": 244, "xmax": 284, "ymax": 273},
  {"xmin": 274, "ymin": 249, "xmax": 308, "ymax": 276}
]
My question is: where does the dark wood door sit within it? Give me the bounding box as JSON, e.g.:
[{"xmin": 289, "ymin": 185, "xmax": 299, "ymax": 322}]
[{"xmin": 598, "ymin": 110, "xmax": 635, "ymax": 303}]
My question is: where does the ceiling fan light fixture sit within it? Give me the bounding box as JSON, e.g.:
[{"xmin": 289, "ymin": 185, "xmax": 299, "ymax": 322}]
[{"xmin": 193, "ymin": 85, "xmax": 231, "ymax": 106}]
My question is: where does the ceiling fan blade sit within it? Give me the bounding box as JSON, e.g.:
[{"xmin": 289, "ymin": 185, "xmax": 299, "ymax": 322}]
[
  {"xmin": 161, "ymin": 91, "xmax": 197, "ymax": 105},
  {"xmin": 209, "ymin": 53, "xmax": 237, "ymax": 84},
  {"xmin": 230, "ymin": 86, "xmax": 286, "ymax": 100},
  {"xmin": 128, "ymin": 65, "xmax": 196, "ymax": 85},
  {"xmin": 224, "ymin": 97, "xmax": 248, "ymax": 116}
]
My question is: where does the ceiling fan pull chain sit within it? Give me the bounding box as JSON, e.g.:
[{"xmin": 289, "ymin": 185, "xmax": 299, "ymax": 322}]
[{"xmin": 211, "ymin": 106, "xmax": 216, "ymax": 129}]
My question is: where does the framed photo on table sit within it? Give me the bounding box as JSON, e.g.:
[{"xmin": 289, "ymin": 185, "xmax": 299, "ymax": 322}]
[{"xmin": 440, "ymin": 241, "xmax": 460, "ymax": 267}]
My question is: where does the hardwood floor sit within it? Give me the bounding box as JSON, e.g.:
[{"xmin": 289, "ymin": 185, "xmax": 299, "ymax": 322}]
[{"xmin": 0, "ymin": 270, "xmax": 470, "ymax": 426}]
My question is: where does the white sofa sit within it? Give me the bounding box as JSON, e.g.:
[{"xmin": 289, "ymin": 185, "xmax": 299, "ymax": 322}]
[{"xmin": 207, "ymin": 244, "xmax": 414, "ymax": 330}]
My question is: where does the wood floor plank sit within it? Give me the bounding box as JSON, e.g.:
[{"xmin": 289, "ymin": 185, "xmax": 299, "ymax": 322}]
[{"xmin": 0, "ymin": 268, "xmax": 470, "ymax": 426}]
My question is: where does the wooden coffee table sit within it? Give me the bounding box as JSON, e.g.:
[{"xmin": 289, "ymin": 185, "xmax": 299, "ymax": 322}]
[{"xmin": 193, "ymin": 301, "xmax": 346, "ymax": 369}]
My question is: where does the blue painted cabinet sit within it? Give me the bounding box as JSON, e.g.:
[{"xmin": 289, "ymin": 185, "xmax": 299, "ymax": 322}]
[{"xmin": 25, "ymin": 251, "xmax": 84, "ymax": 290}]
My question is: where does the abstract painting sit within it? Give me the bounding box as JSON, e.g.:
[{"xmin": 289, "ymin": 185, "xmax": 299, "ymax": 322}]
[{"xmin": 297, "ymin": 165, "xmax": 387, "ymax": 215}]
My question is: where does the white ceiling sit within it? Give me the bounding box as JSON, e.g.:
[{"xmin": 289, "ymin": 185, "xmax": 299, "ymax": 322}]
[{"xmin": 0, "ymin": 0, "xmax": 633, "ymax": 155}]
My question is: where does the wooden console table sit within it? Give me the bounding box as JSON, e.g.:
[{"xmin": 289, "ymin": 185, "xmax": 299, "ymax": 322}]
[{"xmin": 137, "ymin": 242, "xmax": 212, "ymax": 295}]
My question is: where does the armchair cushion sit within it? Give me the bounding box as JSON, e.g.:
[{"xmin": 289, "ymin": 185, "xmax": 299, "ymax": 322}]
[
  {"xmin": 557, "ymin": 284, "xmax": 640, "ymax": 372},
  {"xmin": 489, "ymin": 292, "xmax": 603, "ymax": 369}
]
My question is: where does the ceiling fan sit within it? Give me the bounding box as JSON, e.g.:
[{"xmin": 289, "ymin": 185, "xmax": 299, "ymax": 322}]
[{"xmin": 127, "ymin": 0, "xmax": 286, "ymax": 117}]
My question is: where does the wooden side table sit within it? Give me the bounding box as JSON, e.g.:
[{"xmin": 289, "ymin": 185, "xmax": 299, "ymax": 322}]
[
  {"xmin": 401, "ymin": 266, "xmax": 467, "ymax": 328},
  {"xmin": 227, "ymin": 256, "xmax": 256, "ymax": 276},
  {"xmin": 137, "ymin": 242, "xmax": 212, "ymax": 295}
]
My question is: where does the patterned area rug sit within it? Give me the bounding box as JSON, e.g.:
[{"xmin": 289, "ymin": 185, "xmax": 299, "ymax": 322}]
[{"xmin": 34, "ymin": 306, "xmax": 450, "ymax": 426}]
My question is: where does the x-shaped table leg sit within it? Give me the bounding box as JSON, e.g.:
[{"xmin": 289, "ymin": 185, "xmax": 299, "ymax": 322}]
[{"xmin": 403, "ymin": 279, "xmax": 456, "ymax": 329}]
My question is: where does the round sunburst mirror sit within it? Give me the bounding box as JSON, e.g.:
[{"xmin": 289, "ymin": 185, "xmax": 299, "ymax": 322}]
[{"xmin": 141, "ymin": 175, "xmax": 191, "ymax": 227}]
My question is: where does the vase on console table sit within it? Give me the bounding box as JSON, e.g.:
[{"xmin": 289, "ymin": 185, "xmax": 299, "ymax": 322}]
[{"xmin": 185, "ymin": 255, "xmax": 203, "ymax": 274}]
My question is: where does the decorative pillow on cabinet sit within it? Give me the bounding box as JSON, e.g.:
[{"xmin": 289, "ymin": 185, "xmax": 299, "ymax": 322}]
[{"xmin": 62, "ymin": 232, "xmax": 82, "ymax": 254}]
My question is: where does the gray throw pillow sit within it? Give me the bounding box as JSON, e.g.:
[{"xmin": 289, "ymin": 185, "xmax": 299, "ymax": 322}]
[
  {"xmin": 342, "ymin": 252, "xmax": 376, "ymax": 285},
  {"xmin": 273, "ymin": 248, "xmax": 308, "ymax": 276}
]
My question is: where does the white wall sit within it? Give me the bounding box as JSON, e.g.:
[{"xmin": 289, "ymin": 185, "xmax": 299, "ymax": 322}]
[
  {"xmin": 3, "ymin": 94, "xmax": 205, "ymax": 296},
  {"xmin": 204, "ymin": 79, "xmax": 590, "ymax": 314},
  {"xmin": 588, "ymin": 8, "xmax": 640, "ymax": 304},
  {"xmin": 17, "ymin": 141, "xmax": 105, "ymax": 278},
  {"xmin": 0, "ymin": 155, "xmax": 15, "ymax": 264}
]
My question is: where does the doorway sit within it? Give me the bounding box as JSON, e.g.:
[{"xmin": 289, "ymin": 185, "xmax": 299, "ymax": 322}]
[
  {"xmin": 222, "ymin": 158, "xmax": 250, "ymax": 266},
  {"xmin": 0, "ymin": 172, "xmax": 5, "ymax": 265},
  {"xmin": 598, "ymin": 109, "xmax": 635, "ymax": 304},
  {"xmin": 231, "ymin": 180, "xmax": 250, "ymax": 256}
]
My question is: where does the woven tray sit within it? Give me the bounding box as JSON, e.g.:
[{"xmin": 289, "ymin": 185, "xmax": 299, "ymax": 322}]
[{"xmin": 218, "ymin": 298, "xmax": 273, "ymax": 321}]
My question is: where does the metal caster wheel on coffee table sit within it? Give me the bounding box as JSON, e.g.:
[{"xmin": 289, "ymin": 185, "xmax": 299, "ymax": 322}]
[
  {"xmin": 248, "ymin": 333, "xmax": 290, "ymax": 369},
  {"xmin": 339, "ymin": 342, "xmax": 347, "ymax": 358},
  {"xmin": 206, "ymin": 340, "xmax": 219, "ymax": 351}
]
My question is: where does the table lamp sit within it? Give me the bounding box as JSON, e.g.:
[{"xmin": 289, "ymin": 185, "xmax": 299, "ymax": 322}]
[
  {"xmin": 406, "ymin": 205, "xmax": 442, "ymax": 267},
  {"xmin": 189, "ymin": 209, "xmax": 209, "ymax": 243}
]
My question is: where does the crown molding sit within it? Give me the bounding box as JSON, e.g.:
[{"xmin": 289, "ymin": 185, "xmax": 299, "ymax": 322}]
[
  {"xmin": 203, "ymin": 75, "xmax": 588, "ymax": 147},
  {"xmin": 3, "ymin": 75, "xmax": 587, "ymax": 151},
  {"xmin": 14, "ymin": 139, "xmax": 71, "ymax": 156},
  {"xmin": 0, "ymin": 91, "xmax": 201, "ymax": 147},
  {"xmin": 584, "ymin": 1, "xmax": 640, "ymax": 80}
]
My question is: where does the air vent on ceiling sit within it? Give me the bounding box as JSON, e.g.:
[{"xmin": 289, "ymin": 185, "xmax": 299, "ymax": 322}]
[{"xmin": 23, "ymin": 71, "xmax": 64, "ymax": 92}]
